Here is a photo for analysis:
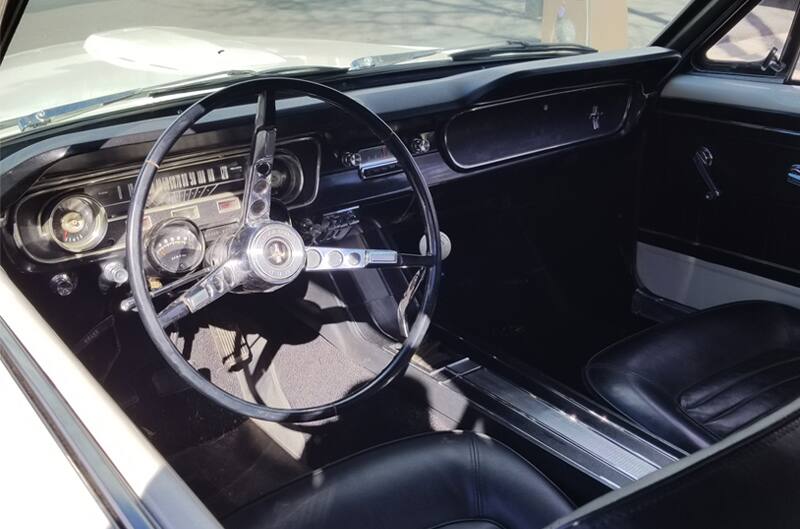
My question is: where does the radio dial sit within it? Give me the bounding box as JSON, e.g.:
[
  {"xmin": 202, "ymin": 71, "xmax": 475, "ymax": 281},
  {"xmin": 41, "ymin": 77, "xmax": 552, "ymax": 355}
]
[
  {"xmin": 410, "ymin": 137, "xmax": 431, "ymax": 155},
  {"xmin": 341, "ymin": 151, "xmax": 361, "ymax": 168}
]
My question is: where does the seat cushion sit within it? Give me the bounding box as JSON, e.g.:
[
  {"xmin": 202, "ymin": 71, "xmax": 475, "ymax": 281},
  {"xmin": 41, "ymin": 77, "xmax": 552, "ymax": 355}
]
[
  {"xmin": 584, "ymin": 301, "xmax": 800, "ymax": 453},
  {"xmin": 224, "ymin": 431, "xmax": 572, "ymax": 529}
]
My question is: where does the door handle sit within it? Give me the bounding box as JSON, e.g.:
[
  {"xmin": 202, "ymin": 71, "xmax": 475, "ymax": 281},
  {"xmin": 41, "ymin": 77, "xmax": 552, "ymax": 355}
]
[{"xmin": 693, "ymin": 147, "xmax": 721, "ymax": 201}]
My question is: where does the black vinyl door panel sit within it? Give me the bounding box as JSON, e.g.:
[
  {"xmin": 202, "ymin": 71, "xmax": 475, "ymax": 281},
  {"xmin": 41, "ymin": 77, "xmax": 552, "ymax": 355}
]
[{"xmin": 640, "ymin": 80, "xmax": 800, "ymax": 290}]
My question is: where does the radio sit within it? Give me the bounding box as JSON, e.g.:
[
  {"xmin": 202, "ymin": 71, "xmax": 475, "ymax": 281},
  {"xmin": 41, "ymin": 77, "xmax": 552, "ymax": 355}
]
[{"xmin": 340, "ymin": 133, "xmax": 432, "ymax": 179}]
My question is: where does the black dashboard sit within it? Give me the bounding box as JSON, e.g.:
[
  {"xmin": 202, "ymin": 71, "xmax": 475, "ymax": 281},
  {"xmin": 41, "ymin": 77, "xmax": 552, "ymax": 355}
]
[{"xmin": 0, "ymin": 47, "xmax": 680, "ymax": 284}]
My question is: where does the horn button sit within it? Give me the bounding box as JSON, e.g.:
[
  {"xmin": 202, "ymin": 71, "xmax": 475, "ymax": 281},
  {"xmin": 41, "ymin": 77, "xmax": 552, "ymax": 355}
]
[{"xmin": 246, "ymin": 223, "xmax": 306, "ymax": 285}]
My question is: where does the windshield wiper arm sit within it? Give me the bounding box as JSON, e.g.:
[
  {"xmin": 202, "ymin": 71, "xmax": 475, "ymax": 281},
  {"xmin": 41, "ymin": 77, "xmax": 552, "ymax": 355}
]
[
  {"xmin": 349, "ymin": 49, "xmax": 442, "ymax": 71},
  {"xmin": 7, "ymin": 65, "xmax": 350, "ymax": 133},
  {"xmin": 448, "ymin": 40, "xmax": 596, "ymax": 62},
  {"xmin": 10, "ymin": 70, "xmax": 257, "ymax": 132},
  {"xmin": 13, "ymin": 90, "xmax": 141, "ymax": 132}
]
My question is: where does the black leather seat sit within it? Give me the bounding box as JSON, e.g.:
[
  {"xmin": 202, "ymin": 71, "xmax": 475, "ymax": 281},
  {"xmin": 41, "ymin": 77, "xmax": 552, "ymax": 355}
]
[
  {"xmin": 585, "ymin": 301, "xmax": 800, "ymax": 453},
  {"xmin": 224, "ymin": 431, "xmax": 573, "ymax": 529}
]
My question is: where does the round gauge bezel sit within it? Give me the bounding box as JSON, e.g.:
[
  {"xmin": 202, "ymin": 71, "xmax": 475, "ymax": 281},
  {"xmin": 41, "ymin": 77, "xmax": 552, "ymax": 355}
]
[
  {"xmin": 271, "ymin": 150, "xmax": 304, "ymax": 204},
  {"xmin": 146, "ymin": 218, "xmax": 206, "ymax": 276},
  {"xmin": 47, "ymin": 194, "xmax": 109, "ymax": 253}
]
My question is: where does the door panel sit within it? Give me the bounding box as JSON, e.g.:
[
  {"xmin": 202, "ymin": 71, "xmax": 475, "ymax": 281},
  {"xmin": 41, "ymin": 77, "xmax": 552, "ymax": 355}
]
[
  {"xmin": 638, "ymin": 242, "xmax": 800, "ymax": 309},
  {"xmin": 639, "ymin": 74, "xmax": 800, "ymax": 309}
]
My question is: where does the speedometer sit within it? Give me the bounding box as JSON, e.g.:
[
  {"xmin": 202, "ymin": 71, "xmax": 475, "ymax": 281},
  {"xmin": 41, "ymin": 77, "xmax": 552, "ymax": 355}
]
[
  {"xmin": 146, "ymin": 218, "xmax": 206, "ymax": 275},
  {"xmin": 48, "ymin": 195, "xmax": 108, "ymax": 253}
]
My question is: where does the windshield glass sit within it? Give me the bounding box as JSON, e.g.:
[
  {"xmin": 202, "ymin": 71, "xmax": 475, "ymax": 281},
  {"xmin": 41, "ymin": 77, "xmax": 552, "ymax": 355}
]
[{"xmin": 0, "ymin": 0, "xmax": 693, "ymax": 131}]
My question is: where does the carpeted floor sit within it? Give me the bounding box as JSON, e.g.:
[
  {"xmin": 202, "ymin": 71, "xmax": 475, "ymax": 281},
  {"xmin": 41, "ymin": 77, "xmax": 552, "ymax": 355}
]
[{"xmin": 101, "ymin": 293, "xmax": 456, "ymax": 517}]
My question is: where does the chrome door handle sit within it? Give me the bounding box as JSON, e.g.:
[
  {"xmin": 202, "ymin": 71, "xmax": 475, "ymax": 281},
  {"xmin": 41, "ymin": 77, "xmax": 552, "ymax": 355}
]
[{"xmin": 693, "ymin": 147, "xmax": 721, "ymax": 201}]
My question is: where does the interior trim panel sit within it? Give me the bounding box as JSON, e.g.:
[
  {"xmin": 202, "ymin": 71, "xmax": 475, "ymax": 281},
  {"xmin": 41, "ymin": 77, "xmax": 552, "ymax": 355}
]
[
  {"xmin": 640, "ymin": 91, "xmax": 800, "ymax": 290},
  {"xmin": 637, "ymin": 242, "xmax": 800, "ymax": 310},
  {"xmin": 662, "ymin": 73, "xmax": 800, "ymax": 116}
]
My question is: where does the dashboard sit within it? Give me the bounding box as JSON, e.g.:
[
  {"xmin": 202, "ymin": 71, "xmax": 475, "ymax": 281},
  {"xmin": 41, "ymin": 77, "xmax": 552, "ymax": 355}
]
[{"xmin": 0, "ymin": 47, "xmax": 681, "ymax": 291}]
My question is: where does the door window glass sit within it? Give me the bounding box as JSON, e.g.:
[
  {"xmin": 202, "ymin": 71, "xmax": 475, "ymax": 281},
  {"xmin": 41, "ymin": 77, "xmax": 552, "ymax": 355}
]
[{"xmin": 705, "ymin": 0, "xmax": 799, "ymax": 72}]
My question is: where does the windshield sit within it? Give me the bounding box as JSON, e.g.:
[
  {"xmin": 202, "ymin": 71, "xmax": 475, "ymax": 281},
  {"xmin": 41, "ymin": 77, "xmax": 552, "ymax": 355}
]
[{"xmin": 0, "ymin": 0, "xmax": 693, "ymax": 133}]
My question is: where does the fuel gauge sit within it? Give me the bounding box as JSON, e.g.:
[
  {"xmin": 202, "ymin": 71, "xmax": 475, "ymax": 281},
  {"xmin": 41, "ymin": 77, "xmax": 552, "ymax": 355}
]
[{"xmin": 48, "ymin": 195, "xmax": 108, "ymax": 253}]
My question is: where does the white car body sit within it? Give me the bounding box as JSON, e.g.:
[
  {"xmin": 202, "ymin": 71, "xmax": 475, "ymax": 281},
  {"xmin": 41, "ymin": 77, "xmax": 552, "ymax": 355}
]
[
  {"xmin": 0, "ymin": 26, "xmax": 437, "ymax": 126},
  {"xmin": 0, "ymin": 269, "xmax": 223, "ymax": 529}
]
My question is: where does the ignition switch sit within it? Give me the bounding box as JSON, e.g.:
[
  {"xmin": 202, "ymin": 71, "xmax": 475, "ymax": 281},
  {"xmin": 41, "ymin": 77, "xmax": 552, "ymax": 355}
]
[{"xmin": 50, "ymin": 272, "xmax": 77, "ymax": 297}]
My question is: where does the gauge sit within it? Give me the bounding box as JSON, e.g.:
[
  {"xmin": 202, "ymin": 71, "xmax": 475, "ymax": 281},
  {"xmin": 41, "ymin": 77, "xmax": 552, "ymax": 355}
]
[
  {"xmin": 147, "ymin": 218, "xmax": 206, "ymax": 275},
  {"xmin": 270, "ymin": 151, "xmax": 304, "ymax": 204},
  {"xmin": 48, "ymin": 195, "xmax": 108, "ymax": 253}
]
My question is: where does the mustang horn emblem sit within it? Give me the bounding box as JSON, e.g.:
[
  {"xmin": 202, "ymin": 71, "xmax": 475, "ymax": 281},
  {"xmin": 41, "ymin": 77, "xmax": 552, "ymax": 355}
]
[{"xmin": 266, "ymin": 240, "xmax": 290, "ymax": 266}]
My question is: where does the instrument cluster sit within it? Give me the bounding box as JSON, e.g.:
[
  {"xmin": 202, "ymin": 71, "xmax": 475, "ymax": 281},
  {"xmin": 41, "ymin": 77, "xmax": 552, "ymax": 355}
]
[{"xmin": 11, "ymin": 138, "xmax": 320, "ymax": 271}]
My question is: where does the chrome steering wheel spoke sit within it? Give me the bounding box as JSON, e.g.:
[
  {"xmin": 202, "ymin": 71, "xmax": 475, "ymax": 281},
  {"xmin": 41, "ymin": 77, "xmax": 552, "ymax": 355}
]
[
  {"xmin": 243, "ymin": 89, "xmax": 277, "ymax": 226},
  {"xmin": 304, "ymin": 246, "xmax": 434, "ymax": 271},
  {"xmin": 156, "ymin": 260, "xmax": 241, "ymax": 328}
]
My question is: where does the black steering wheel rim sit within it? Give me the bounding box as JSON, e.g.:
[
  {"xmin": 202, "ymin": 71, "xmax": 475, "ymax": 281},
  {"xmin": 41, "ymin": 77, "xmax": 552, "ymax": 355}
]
[{"xmin": 126, "ymin": 77, "xmax": 442, "ymax": 423}]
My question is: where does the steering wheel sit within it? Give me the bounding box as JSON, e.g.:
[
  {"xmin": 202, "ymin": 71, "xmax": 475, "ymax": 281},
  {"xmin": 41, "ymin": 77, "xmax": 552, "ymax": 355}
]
[{"xmin": 126, "ymin": 78, "xmax": 442, "ymax": 423}]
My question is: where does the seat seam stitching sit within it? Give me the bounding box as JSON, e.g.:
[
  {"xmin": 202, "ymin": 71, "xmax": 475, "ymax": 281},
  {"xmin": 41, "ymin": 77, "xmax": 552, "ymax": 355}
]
[
  {"xmin": 696, "ymin": 373, "xmax": 800, "ymax": 426},
  {"xmin": 682, "ymin": 355, "xmax": 800, "ymax": 410},
  {"xmin": 469, "ymin": 435, "xmax": 481, "ymax": 518}
]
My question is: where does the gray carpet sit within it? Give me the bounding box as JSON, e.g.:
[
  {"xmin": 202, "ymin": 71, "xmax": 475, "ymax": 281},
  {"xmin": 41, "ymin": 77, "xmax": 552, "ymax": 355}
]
[
  {"xmin": 258, "ymin": 331, "xmax": 373, "ymax": 409},
  {"xmin": 173, "ymin": 324, "xmax": 249, "ymax": 399}
]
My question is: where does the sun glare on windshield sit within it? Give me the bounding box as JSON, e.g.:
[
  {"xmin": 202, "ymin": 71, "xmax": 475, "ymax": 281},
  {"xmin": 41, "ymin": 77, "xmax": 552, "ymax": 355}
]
[{"xmin": 0, "ymin": 0, "xmax": 692, "ymax": 129}]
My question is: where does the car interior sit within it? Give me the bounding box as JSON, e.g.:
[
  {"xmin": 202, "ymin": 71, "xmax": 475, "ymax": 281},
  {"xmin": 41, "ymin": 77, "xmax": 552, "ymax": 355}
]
[{"xmin": 4, "ymin": 0, "xmax": 800, "ymax": 528}]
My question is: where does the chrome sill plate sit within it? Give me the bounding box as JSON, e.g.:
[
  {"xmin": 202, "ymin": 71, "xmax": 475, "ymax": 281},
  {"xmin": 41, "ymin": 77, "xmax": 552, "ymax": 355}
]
[{"xmin": 463, "ymin": 369, "xmax": 659, "ymax": 480}]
